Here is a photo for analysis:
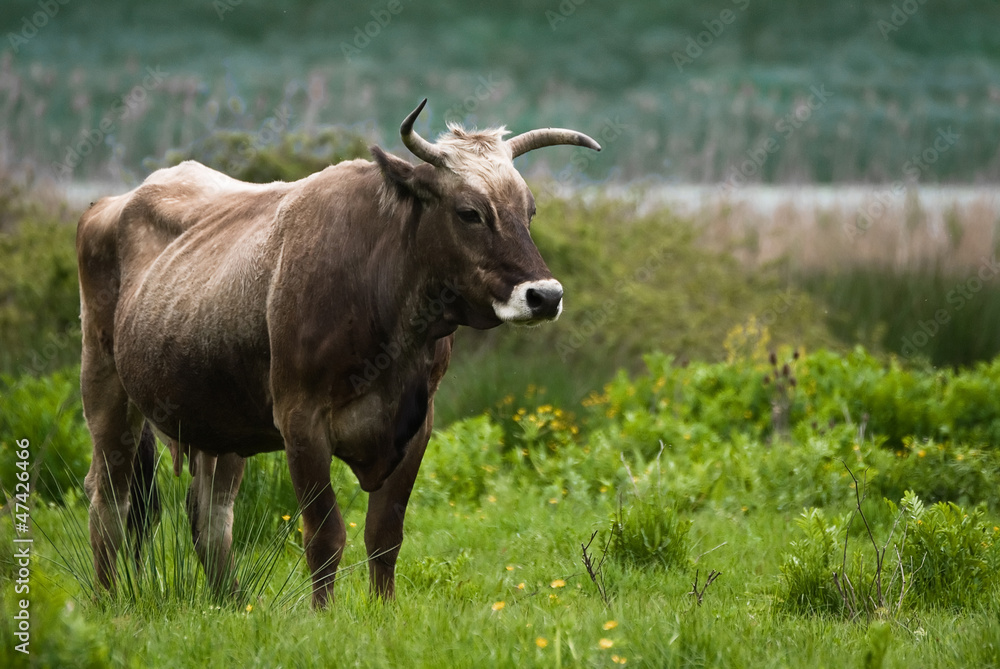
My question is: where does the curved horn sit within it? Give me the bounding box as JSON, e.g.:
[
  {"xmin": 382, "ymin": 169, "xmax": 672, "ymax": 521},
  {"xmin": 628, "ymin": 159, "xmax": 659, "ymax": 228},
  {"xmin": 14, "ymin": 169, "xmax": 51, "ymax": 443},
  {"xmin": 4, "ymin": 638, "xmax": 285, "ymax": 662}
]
[
  {"xmin": 400, "ymin": 98, "xmax": 446, "ymax": 167},
  {"xmin": 507, "ymin": 128, "xmax": 602, "ymax": 159}
]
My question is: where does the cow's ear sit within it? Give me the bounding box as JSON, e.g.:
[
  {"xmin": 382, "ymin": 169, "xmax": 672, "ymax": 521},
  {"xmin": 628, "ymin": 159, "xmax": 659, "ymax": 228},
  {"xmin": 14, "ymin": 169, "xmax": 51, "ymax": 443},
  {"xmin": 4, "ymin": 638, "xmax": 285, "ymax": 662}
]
[{"xmin": 370, "ymin": 146, "xmax": 439, "ymax": 202}]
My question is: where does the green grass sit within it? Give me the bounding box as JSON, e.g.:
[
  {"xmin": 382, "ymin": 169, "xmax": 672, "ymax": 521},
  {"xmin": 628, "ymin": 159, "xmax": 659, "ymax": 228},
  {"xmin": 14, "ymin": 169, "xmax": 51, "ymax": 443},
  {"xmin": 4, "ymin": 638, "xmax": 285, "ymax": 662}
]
[
  {"xmin": 3, "ymin": 478, "xmax": 998, "ymax": 668},
  {"xmin": 4, "ymin": 346, "xmax": 1000, "ymax": 667}
]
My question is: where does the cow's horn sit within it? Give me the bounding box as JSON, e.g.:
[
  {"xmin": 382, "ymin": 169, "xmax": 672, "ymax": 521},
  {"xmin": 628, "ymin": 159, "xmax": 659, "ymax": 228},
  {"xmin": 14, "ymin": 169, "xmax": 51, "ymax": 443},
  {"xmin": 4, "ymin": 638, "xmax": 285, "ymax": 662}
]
[
  {"xmin": 507, "ymin": 129, "xmax": 602, "ymax": 159},
  {"xmin": 400, "ymin": 99, "xmax": 446, "ymax": 167}
]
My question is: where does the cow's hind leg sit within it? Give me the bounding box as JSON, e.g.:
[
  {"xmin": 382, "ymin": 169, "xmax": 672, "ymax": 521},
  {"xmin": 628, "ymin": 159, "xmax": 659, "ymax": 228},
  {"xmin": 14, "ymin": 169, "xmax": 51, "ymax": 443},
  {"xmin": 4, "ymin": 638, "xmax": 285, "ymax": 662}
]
[
  {"xmin": 127, "ymin": 422, "xmax": 161, "ymax": 566},
  {"xmin": 186, "ymin": 450, "xmax": 245, "ymax": 598},
  {"xmin": 81, "ymin": 350, "xmax": 144, "ymax": 592},
  {"xmin": 364, "ymin": 403, "xmax": 434, "ymax": 600}
]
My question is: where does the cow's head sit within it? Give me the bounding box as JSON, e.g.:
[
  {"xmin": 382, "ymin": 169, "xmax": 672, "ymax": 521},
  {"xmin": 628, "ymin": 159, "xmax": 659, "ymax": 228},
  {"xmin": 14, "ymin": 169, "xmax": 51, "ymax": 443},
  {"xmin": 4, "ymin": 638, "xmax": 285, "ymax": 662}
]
[{"xmin": 370, "ymin": 99, "xmax": 600, "ymax": 330}]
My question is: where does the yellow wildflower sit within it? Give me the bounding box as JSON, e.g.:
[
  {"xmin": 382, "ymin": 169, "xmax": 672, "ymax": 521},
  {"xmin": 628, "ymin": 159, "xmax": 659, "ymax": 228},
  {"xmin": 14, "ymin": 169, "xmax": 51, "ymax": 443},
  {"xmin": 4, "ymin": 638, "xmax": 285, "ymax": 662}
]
[
  {"xmin": 281, "ymin": 514, "xmax": 291, "ymax": 522},
  {"xmin": 603, "ymin": 620, "xmax": 618, "ymax": 630},
  {"xmin": 492, "ymin": 601, "xmax": 505, "ymax": 611},
  {"xmin": 550, "ymin": 579, "xmax": 566, "ymax": 588},
  {"xmin": 536, "ymin": 637, "xmax": 548, "ymax": 648},
  {"xmin": 599, "ymin": 638, "xmax": 614, "ymax": 649}
]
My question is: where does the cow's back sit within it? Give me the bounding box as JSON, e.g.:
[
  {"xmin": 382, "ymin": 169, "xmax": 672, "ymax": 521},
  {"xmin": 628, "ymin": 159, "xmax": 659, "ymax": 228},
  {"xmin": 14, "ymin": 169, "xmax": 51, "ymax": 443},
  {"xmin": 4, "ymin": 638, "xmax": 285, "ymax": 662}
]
[{"xmin": 78, "ymin": 161, "xmax": 297, "ymax": 454}]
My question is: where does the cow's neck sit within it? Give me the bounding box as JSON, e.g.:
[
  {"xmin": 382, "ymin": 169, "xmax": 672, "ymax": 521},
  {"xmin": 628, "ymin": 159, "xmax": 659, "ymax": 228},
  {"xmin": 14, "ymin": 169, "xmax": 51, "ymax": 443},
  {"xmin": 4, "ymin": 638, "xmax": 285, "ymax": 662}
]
[{"xmin": 355, "ymin": 196, "xmax": 455, "ymax": 361}]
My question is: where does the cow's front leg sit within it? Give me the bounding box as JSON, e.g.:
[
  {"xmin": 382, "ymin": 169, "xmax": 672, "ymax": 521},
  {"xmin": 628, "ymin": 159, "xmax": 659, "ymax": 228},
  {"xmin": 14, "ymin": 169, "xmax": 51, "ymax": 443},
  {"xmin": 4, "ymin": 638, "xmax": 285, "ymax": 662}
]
[
  {"xmin": 186, "ymin": 450, "xmax": 244, "ymax": 598},
  {"xmin": 364, "ymin": 403, "xmax": 433, "ymax": 600},
  {"xmin": 283, "ymin": 412, "xmax": 345, "ymax": 609}
]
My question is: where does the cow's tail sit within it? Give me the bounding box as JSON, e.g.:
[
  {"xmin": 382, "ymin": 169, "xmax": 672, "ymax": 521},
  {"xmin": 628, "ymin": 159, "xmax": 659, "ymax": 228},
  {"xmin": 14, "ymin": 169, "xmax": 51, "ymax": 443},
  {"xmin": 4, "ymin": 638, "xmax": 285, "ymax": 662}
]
[{"xmin": 127, "ymin": 422, "xmax": 161, "ymax": 564}]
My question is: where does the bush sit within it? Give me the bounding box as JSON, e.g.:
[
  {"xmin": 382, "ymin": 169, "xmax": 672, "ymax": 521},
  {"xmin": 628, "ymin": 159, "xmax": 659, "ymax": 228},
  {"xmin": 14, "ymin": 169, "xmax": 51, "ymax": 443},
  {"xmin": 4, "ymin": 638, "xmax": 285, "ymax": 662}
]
[
  {"xmin": 0, "ymin": 220, "xmax": 80, "ymax": 377},
  {"xmin": 0, "ymin": 585, "xmax": 110, "ymax": 669},
  {"xmin": 778, "ymin": 492, "xmax": 1000, "ymax": 616},
  {"xmin": 415, "ymin": 415, "xmax": 506, "ymax": 506},
  {"xmin": 898, "ymin": 492, "xmax": 1000, "ymax": 610},
  {"xmin": 607, "ymin": 456, "xmax": 692, "ymax": 570},
  {"xmin": 779, "ymin": 508, "xmax": 843, "ymax": 614},
  {"xmin": 0, "ymin": 369, "xmax": 90, "ymax": 505},
  {"xmin": 609, "ymin": 492, "xmax": 691, "ymax": 571},
  {"xmin": 155, "ymin": 127, "xmax": 371, "ymax": 184}
]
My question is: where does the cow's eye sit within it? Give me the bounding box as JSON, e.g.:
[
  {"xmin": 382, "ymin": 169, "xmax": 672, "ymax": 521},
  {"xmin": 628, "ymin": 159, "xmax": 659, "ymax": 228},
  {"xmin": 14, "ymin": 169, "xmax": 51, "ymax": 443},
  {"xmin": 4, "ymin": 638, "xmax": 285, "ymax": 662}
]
[{"xmin": 457, "ymin": 208, "xmax": 483, "ymax": 224}]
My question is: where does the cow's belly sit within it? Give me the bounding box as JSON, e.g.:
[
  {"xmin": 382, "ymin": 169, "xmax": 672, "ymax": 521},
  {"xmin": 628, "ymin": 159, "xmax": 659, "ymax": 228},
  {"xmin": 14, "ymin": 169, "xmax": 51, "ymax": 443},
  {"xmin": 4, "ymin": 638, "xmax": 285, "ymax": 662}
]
[{"xmin": 114, "ymin": 250, "xmax": 282, "ymax": 456}]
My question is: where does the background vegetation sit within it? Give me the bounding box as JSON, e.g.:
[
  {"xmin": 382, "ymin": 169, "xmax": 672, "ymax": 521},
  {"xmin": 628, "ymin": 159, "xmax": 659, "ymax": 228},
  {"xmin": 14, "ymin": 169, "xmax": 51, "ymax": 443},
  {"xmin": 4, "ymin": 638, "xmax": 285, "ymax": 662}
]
[{"xmin": 2, "ymin": 0, "xmax": 999, "ymax": 183}]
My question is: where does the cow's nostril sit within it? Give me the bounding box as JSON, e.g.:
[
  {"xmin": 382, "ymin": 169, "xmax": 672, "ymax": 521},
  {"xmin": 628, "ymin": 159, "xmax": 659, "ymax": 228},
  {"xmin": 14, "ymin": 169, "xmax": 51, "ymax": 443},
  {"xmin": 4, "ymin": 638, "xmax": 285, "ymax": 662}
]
[
  {"xmin": 526, "ymin": 288, "xmax": 543, "ymax": 310},
  {"xmin": 524, "ymin": 283, "xmax": 563, "ymax": 318}
]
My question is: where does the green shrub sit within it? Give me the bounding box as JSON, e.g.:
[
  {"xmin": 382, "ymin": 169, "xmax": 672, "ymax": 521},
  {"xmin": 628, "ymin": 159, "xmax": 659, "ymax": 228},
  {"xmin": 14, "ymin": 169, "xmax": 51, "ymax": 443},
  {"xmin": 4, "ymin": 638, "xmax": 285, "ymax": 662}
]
[
  {"xmin": 607, "ymin": 458, "xmax": 692, "ymax": 571},
  {"xmin": 898, "ymin": 492, "xmax": 1000, "ymax": 609},
  {"xmin": 0, "ymin": 584, "xmax": 111, "ymax": 669},
  {"xmin": 779, "ymin": 493, "xmax": 1000, "ymax": 616},
  {"xmin": 779, "ymin": 508, "xmax": 843, "ymax": 614},
  {"xmin": 0, "ymin": 220, "xmax": 81, "ymax": 377},
  {"xmin": 871, "ymin": 440, "xmax": 1000, "ymax": 510},
  {"xmin": 0, "ymin": 369, "xmax": 89, "ymax": 505},
  {"xmin": 156, "ymin": 127, "xmax": 371, "ymax": 184},
  {"xmin": 415, "ymin": 415, "xmax": 506, "ymax": 506},
  {"xmin": 609, "ymin": 493, "xmax": 691, "ymax": 571}
]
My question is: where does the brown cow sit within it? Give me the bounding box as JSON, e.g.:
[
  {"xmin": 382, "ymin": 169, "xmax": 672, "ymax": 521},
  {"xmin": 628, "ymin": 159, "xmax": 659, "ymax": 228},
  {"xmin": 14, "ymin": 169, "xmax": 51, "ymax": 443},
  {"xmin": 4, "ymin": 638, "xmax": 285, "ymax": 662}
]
[{"xmin": 77, "ymin": 99, "xmax": 599, "ymax": 607}]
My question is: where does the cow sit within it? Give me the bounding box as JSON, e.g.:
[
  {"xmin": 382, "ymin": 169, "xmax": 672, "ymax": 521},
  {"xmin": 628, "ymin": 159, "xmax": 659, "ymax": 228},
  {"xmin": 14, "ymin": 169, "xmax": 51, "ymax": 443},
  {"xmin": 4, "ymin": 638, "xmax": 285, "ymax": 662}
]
[{"xmin": 77, "ymin": 99, "xmax": 600, "ymax": 607}]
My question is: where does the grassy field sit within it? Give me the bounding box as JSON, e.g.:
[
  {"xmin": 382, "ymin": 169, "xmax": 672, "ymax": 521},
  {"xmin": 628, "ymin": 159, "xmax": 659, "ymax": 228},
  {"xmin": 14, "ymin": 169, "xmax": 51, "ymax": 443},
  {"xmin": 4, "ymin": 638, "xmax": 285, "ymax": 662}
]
[{"xmin": 3, "ymin": 346, "xmax": 1000, "ymax": 668}]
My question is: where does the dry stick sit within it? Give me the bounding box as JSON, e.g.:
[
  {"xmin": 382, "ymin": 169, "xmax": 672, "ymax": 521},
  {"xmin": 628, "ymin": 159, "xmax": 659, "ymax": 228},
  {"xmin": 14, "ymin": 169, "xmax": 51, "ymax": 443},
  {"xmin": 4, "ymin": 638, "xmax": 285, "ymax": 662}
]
[
  {"xmin": 832, "ymin": 572, "xmax": 856, "ymax": 620},
  {"xmin": 858, "ymin": 475, "xmax": 883, "ymax": 609},
  {"xmin": 689, "ymin": 568, "xmax": 721, "ymax": 607},
  {"xmin": 581, "ymin": 530, "xmax": 612, "ymax": 607},
  {"xmin": 842, "ymin": 462, "xmax": 886, "ymax": 614},
  {"xmin": 620, "ymin": 453, "xmax": 640, "ymax": 496},
  {"xmin": 693, "ymin": 541, "xmax": 728, "ymax": 563}
]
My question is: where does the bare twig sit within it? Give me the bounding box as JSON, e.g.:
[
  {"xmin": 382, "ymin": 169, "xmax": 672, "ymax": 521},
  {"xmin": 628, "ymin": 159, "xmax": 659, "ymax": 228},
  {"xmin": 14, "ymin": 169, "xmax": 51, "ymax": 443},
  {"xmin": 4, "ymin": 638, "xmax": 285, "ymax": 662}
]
[
  {"xmin": 581, "ymin": 530, "xmax": 613, "ymax": 607},
  {"xmin": 688, "ymin": 568, "xmax": 721, "ymax": 606},
  {"xmin": 693, "ymin": 541, "xmax": 728, "ymax": 563},
  {"xmin": 620, "ymin": 453, "xmax": 639, "ymax": 496}
]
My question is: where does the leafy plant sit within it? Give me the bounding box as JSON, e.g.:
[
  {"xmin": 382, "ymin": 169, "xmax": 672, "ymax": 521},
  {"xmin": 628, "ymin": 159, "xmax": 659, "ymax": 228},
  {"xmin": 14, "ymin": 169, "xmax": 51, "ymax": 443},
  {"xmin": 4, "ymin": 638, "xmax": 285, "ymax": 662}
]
[
  {"xmin": 0, "ymin": 369, "xmax": 90, "ymax": 505},
  {"xmin": 155, "ymin": 127, "xmax": 371, "ymax": 184}
]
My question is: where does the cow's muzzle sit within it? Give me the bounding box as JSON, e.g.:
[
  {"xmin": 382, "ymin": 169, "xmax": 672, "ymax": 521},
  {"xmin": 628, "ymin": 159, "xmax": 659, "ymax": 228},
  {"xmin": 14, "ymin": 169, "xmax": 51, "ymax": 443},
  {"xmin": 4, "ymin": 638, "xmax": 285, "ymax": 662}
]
[{"xmin": 493, "ymin": 279, "xmax": 564, "ymax": 324}]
